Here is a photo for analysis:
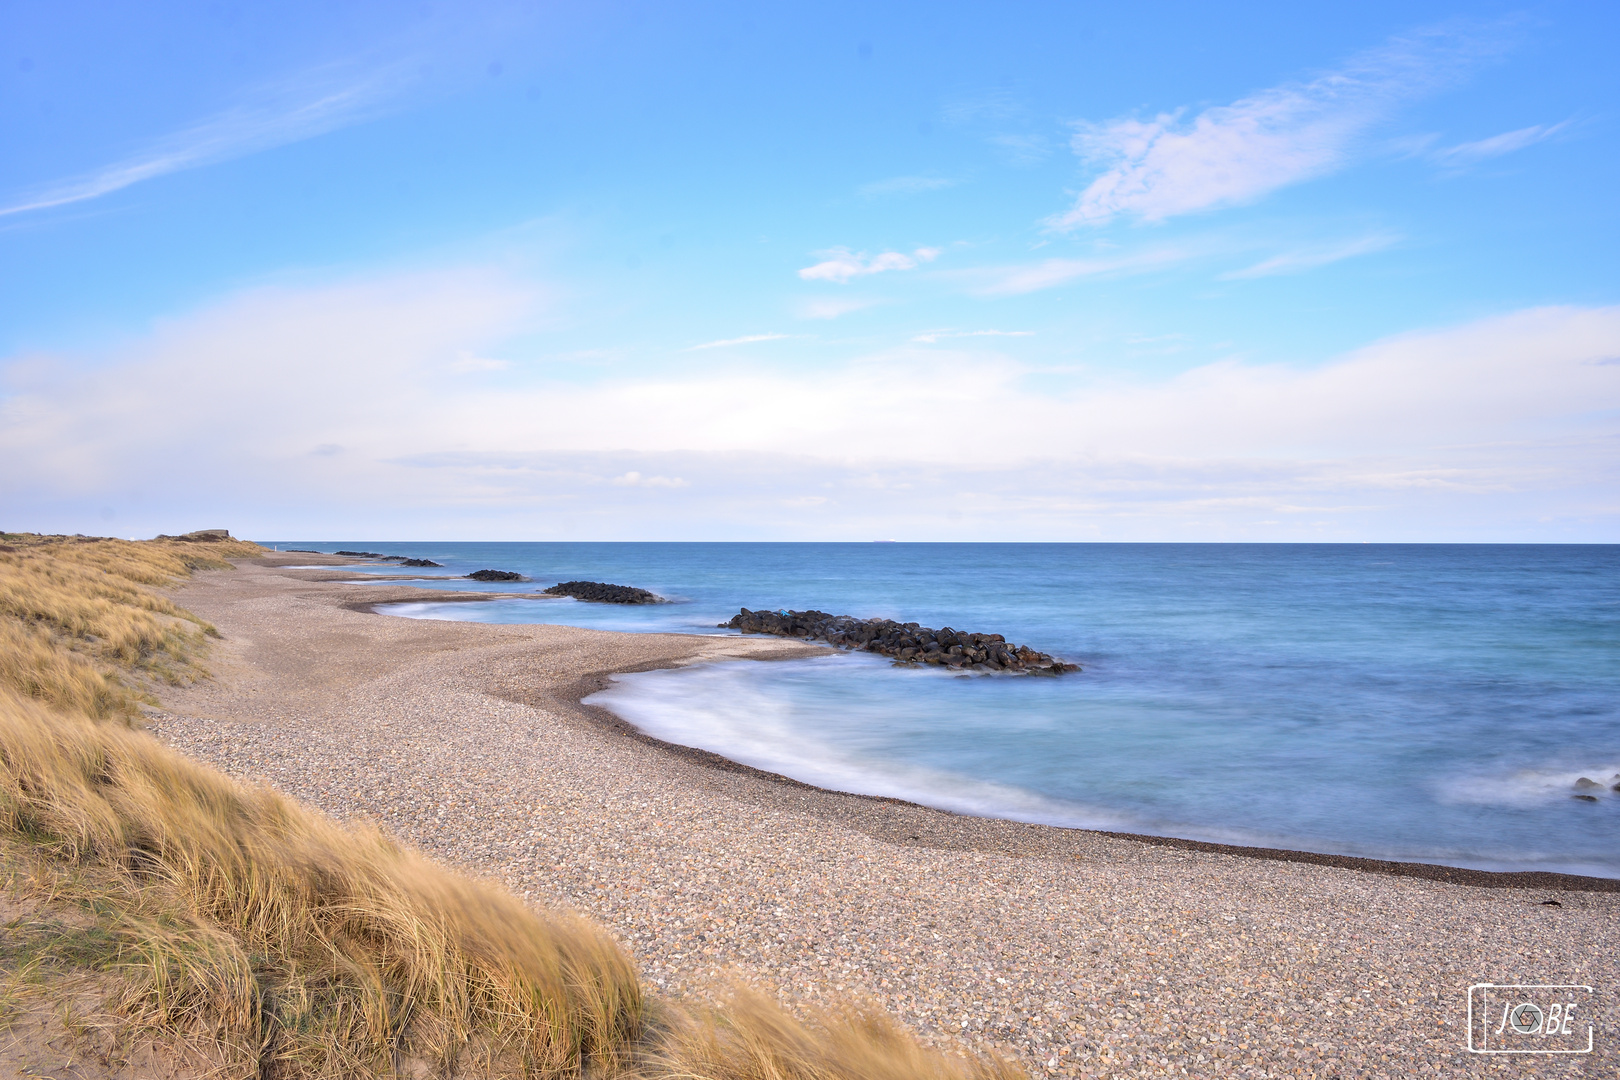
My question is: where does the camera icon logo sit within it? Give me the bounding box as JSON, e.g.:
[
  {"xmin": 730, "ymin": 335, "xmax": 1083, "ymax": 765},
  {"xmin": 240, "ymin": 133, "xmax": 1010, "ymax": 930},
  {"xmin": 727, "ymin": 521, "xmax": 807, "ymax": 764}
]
[{"xmin": 1466, "ymin": 984, "xmax": 1594, "ymax": 1054}]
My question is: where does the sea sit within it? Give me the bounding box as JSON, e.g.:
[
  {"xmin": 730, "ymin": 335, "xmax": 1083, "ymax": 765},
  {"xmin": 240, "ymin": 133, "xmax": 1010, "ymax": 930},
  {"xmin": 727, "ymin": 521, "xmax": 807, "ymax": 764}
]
[{"xmin": 269, "ymin": 542, "xmax": 1620, "ymax": 877}]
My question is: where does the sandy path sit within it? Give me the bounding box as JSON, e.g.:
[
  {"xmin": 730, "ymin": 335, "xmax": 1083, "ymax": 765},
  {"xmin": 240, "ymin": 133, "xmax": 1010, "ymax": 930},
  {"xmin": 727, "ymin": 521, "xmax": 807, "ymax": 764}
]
[{"xmin": 151, "ymin": 555, "xmax": 1619, "ymax": 1078}]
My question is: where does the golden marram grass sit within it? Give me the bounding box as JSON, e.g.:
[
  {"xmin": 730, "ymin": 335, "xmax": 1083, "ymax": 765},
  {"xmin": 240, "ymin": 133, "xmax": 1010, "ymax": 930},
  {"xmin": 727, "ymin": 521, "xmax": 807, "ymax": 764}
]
[{"xmin": 0, "ymin": 536, "xmax": 1021, "ymax": 1079}]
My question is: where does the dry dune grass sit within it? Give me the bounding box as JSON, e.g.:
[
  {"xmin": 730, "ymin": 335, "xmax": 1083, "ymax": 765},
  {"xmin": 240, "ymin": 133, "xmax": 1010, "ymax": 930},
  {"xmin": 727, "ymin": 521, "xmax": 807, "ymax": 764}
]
[
  {"xmin": 0, "ymin": 537, "xmax": 261, "ymax": 719},
  {"xmin": 0, "ymin": 537, "xmax": 1021, "ymax": 1080},
  {"xmin": 1, "ymin": 686, "xmax": 642, "ymax": 1075}
]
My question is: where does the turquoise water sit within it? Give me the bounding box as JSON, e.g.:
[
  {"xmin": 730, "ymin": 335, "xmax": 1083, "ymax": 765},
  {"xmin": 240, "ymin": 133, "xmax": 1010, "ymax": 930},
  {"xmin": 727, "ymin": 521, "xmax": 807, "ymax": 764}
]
[{"xmin": 276, "ymin": 542, "xmax": 1620, "ymax": 876}]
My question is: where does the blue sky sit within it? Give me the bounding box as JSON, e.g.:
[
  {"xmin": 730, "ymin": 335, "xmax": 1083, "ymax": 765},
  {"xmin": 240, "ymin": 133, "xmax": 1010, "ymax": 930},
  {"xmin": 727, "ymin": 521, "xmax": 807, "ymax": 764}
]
[{"xmin": 3, "ymin": 1, "xmax": 1617, "ymax": 540}]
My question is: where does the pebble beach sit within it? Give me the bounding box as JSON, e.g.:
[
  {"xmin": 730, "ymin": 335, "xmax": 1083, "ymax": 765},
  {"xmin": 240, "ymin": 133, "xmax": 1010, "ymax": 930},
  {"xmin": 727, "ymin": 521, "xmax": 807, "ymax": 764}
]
[{"xmin": 150, "ymin": 553, "xmax": 1619, "ymax": 1078}]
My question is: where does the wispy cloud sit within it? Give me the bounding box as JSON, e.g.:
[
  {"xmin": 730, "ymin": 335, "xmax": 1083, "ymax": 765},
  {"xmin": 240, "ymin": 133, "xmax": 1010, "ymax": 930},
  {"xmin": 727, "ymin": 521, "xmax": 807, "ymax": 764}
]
[
  {"xmin": 796, "ymin": 297, "xmax": 880, "ymax": 320},
  {"xmin": 0, "ymin": 61, "xmax": 411, "ymax": 218},
  {"xmin": 858, "ymin": 176, "xmax": 957, "ymax": 198},
  {"xmin": 989, "ymin": 133, "xmax": 1052, "ymax": 167},
  {"xmin": 449, "ymin": 350, "xmax": 511, "ymax": 372},
  {"xmin": 1430, "ymin": 120, "xmax": 1571, "ymax": 168},
  {"xmin": 1049, "ymin": 26, "xmax": 1501, "ymax": 229},
  {"xmin": 963, "ymin": 247, "xmax": 1193, "ymax": 296},
  {"xmin": 798, "ymin": 246, "xmax": 941, "ymax": 283},
  {"xmin": 682, "ymin": 333, "xmax": 791, "ymax": 351},
  {"xmin": 1221, "ymin": 233, "xmax": 1400, "ymax": 280},
  {"xmin": 912, "ymin": 329, "xmax": 1034, "ymax": 344},
  {"xmin": 611, "ymin": 471, "xmax": 688, "ymax": 488},
  {"xmin": 942, "ymin": 88, "xmax": 1023, "ymax": 126}
]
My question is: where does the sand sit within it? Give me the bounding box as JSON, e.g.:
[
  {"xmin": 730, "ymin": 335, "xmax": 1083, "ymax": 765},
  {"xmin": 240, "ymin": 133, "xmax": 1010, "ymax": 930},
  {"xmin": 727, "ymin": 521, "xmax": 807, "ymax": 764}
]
[{"xmin": 148, "ymin": 553, "xmax": 1619, "ymax": 1077}]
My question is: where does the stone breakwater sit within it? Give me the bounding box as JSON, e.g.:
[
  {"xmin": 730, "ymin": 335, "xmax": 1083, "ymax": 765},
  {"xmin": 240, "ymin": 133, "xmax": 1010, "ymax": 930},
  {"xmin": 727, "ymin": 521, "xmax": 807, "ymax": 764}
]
[
  {"xmin": 722, "ymin": 608, "xmax": 1080, "ymax": 674},
  {"xmin": 466, "ymin": 569, "xmax": 527, "ymax": 582},
  {"xmin": 543, "ymin": 580, "xmax": 663, "ymax": 604}
]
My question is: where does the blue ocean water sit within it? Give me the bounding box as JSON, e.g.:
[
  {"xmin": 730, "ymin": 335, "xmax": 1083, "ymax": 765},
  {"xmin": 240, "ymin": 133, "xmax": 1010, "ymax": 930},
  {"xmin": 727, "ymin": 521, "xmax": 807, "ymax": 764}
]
[{"xmin": 272, "ymin": 542, "xmax": 1620, "ymax": 876}]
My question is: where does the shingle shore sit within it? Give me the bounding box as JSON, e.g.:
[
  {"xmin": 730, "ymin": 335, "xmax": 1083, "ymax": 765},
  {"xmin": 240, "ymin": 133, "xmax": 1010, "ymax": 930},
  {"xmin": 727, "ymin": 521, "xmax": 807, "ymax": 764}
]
[{"xmin": 150, "ymin": 555, "xmax": 1619, "ymax": 1078}]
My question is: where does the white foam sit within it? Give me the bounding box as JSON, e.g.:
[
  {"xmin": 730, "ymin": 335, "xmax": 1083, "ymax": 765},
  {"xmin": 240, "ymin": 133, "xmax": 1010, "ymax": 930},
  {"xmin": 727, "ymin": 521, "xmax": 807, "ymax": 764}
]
[
  {"xmin": 587, "ymin": 659, "xmax": 1130, "ymax": 824},
  {"xmin": 586, "ymin": 658, "xmax": 1620, "ymax": 876},
  {"xmin": 1438, "ymin": 762, "xmax": 1620, "ymax": 808}
]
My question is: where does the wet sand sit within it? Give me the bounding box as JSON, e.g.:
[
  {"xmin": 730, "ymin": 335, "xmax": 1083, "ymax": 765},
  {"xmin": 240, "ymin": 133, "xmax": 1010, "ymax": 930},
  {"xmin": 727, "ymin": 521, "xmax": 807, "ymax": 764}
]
[{"xmin": 151, "ymin": 553, "xmax": 1619, "ymax": 1077}]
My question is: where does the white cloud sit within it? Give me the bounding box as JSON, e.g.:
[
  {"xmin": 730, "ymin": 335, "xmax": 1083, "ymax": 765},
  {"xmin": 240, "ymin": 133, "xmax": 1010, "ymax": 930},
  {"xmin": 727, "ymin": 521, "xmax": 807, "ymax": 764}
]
[
  {"xmin": 682, "ymin": 333, "xmax": 791, "ymax": 351},
  {"xmin": 4, "ymin": 267, "xmax": 1615, "ymax": 540},
  {"xmin": 858, "ymin": 176, "xmax": 956, "ymax": 198},
  {"xmin": 1221, "ymin": 233, "xmax": 1400, "ymax": 280},
  {"xmin": 1430, "ymin": 120, "xmax": 1571, "ymax": 168},
  {"xmin": 912, "ymin": 329, "xmax": 1034, "ymax": 344},
  {"xmin": 1050, "ymin": 28, "xmax": 1494, "ymax": 228},
  {"xmin": 0, "ymin": 61, "xmax": 411, "ymax": 218},
  {"xmin": 798, "ymin": 246, "xmax": 941, "ymax": 283}
]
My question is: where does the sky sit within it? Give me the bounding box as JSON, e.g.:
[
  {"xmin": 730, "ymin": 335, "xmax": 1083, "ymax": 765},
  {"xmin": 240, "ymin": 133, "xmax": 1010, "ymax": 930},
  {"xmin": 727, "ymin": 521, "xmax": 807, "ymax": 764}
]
[{"xmin": 2, "ymin": 0, "xmax": 1617, "ymax": 541}]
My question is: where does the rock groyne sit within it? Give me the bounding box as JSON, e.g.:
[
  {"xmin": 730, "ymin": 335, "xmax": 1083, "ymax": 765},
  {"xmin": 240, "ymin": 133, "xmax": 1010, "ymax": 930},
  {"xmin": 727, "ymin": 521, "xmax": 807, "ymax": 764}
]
[
  {"xmin": 544, "ymin": 580, "xmax": 662, "ymax": 604},
  {"xmin": 722, "ymin": 608, "xmax": 1079, "ymax": 674}
]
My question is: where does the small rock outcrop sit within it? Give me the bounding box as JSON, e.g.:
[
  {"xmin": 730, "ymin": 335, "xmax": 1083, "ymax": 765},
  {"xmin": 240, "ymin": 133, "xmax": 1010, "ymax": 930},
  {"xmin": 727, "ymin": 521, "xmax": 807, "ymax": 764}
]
[
  {"xmin": 722, "ymin": 608, "xmax": 1079, "ymax": 675},
  {"xmin": 466, "ymin": 569, "xmax": 526, "ymax": 582},
  {"xmin": 336, "ymin": 550, "xmax": 387, "ymax": 558},
  {"xmin": 543, "ymin": 580, "xmax": 662, "ymax": 604},
  {"xmin": 400, "ymin": 558, "xmax": 442, "ymax": 567}
]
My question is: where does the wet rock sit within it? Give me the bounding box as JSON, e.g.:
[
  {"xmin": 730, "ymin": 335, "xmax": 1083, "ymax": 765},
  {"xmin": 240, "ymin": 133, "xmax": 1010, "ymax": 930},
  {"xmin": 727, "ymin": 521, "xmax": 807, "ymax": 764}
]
[
  {"xmin": 542, "ymin": 580, "xmax": 662, "ymax": 604},
  {"xmin": 1574, "ymin": 777, "xmax": 1601, "ymax": 790},
  {"xmin": 466, "ymin": 569, "xmax": 526, "ymax": 582},
  {"xmin": 336, "ymin": 550, "xmax": 387, "ymax": 558},
  {"xmin": 400, "ymin": 558, "xmax": 442, "ymax": 567},
  {"xmin": 720, "ymin": 607, "xmax": 1080, "ymax": 675},
  {"xmin": 1573, "ymin": 794, "xmax": 1600, "ymax": 803}
]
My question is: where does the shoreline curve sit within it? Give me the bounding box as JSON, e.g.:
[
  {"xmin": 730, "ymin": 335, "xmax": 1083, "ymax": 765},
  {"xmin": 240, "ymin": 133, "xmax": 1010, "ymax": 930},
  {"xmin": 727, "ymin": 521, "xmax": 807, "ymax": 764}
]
[{"xmin": 259, "ymin": 553, "xmax": 1620, "ymax": 891}]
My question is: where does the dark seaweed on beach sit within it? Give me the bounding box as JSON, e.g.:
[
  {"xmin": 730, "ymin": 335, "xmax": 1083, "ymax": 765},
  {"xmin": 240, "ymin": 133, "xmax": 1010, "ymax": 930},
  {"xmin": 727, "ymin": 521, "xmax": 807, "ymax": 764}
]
[{"xmin": 723, "ymin": 608, "xmax": 1079, "ymax": 674}]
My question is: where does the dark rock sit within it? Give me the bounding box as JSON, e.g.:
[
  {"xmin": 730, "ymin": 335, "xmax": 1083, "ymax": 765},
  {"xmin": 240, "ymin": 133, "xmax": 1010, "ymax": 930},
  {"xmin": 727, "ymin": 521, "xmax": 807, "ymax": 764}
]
[
  {"xmin": 721, "ymin": 607, "xmax": 1080, "ymax": 675},
  {"xmin": 467, "ymin": 569, "xmax": 526, "ymax": 582},
  {"xmin": 1573, "ymin": 794, "xmax": 1599, "ymax": 803},
  {"xmin": 543, "ymin": 580, "xmax": 662, "ymax": 604},
  {"xmin": 285, "ymin": 549, "xmax": 320, "ymax": 554},
  {"xmin": 400, "ymin": 559, "xmax": 442, "ymax": 567},
  {"xmin": 335, "ymin": 550, "xmax": 388, "ymax": 558},
  {"xmin": 1574, "ymin": 777, "xmax": 1601, "ymax": 790}
]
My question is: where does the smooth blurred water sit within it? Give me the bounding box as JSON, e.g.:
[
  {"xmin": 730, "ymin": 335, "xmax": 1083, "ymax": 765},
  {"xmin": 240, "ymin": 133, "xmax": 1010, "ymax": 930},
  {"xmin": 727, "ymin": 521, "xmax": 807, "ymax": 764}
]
[{"xmin": 274, "ymin": 542, "xmax": 1620, "ymax": 875}]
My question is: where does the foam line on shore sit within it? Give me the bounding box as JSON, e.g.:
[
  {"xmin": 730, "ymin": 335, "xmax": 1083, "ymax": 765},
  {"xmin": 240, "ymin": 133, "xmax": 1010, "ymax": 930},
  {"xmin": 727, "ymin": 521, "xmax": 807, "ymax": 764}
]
[{"xmin": 583, "ymin": 656, "xmax": 1620, "ymax": 882}]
